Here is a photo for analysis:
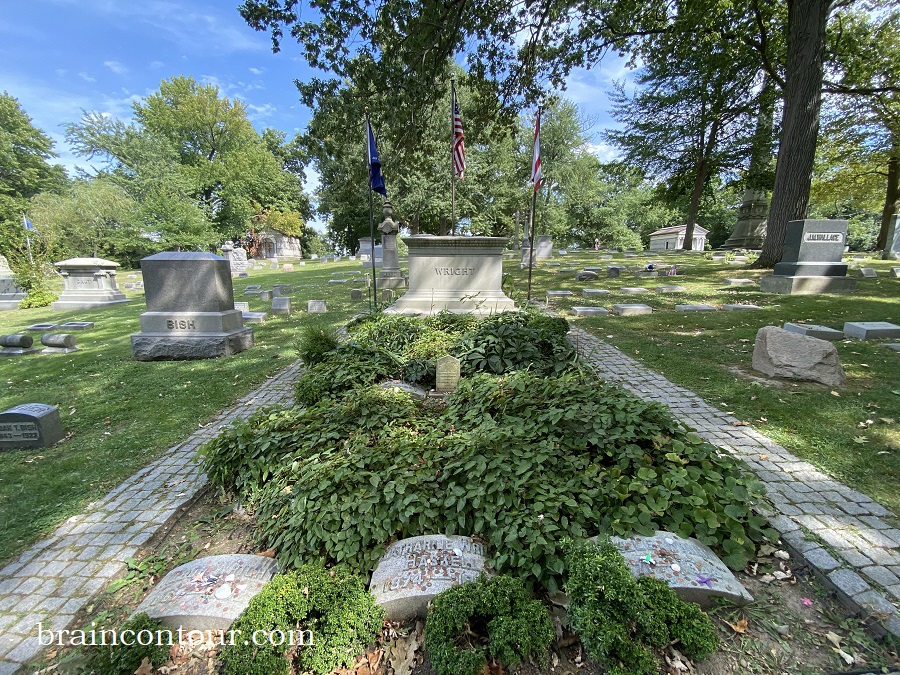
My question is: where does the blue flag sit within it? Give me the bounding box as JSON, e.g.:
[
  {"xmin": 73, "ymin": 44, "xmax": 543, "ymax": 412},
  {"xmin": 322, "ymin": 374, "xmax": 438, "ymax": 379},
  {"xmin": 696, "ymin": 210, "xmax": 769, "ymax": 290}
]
[
  {"xmin": 367, "ymin": 118, "xmax": 387, "ymax": 197},
  {"xmin": 22, "ymin": 215, "xmax": 35, "ymax": 231}
]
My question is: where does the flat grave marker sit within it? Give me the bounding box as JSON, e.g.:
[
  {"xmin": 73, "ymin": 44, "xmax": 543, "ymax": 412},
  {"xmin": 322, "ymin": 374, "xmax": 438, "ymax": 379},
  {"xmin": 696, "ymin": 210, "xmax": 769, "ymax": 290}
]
[
  {"xmin": 58, "ymin": 321, "xmax": 94, "ymax": 331},
  {"xmin": 860, "ymin": 268, "xmax": 878, "ymax": 278},
  {"xmin": 843, "ymin": 321, "xmax": 900, "ymax": 340},
  {"xmin": 723, "ymin": 304, "xmax": 762, "ymax": 311},
  {"xmin": 350, "ymin": 289, "xmax": 363, "ymax": 301},
  {"xmin": 612, "ymin": 304, "xmax": 653, "ymax": 316},
  {"xmin": 271, "ymin": 297, "xmax": 291, "ymax": 315},
  {"xmin": 620, "ymin": 287, "xmax": 650, "ymax": 294},
  {"xmin": 783, "ymin": 323, "xmax": 844, "ymax": 341},
  {"xmin": 723, "ymin": 278, "xmax": 755, "ymax": 286},
  {"xmin": 369, "ymin": 535, "xmax": 489, "ymax": 620},
  {"xmin": 0, "ymin": 403, "xmax": 64, "ymax": 450},
  {"xmin": 308, "ymin": 300, "xmax": 327, "ymax": 313},
  {"xmin": 572, "ymin": 306, "xmax": 609, "ymax": 316},
  {"xmin": 135, "ymin": 554, "xmax": 278, "ymax": 630},
  {"xmin": 435, "ymin": 355, "xmax": 461, "ymax": 394},
  {"xmin": 676, "ymin": 304, "xmax": 717, "ymax": 312},
  {"xmin": 25, "ymin": 323, "xmax": 57, "ymax": 332},
  {"xmin": 656, "ymin": 285, "xmax": 686, "ymax": 293},
  {"xmin": 582, "ymin": 289, "xmax": 609, "ymax": 297}
]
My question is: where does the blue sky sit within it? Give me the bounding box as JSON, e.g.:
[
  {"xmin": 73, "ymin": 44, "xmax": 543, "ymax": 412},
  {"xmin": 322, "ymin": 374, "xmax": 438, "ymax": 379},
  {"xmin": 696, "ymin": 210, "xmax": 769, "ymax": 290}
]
[{"xmin": 1, "ymin": 0, "xmax": 630, "ymax": 199}]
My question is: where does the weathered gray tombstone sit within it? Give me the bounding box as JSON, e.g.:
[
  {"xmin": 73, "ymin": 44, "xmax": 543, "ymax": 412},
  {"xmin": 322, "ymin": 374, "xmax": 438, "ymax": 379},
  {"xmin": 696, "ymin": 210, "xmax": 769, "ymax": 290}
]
[
  {"xmin": 271, "ymin": 297, "xmax": 291, "ymax": 315},
  {"xmin": 0, "ymin": 254, "xmax": 26, "ymax": 310},
  {"xmin": 435, "ymin": 355, "xmax": 461, "ymax": 394},
  {"xmin": 752, "ymin": 326, "xmax": 845, "ymax": 385},
  {"xmin": 759, "ymin": 220, "xmax": 857, "ymax": 294},
  {"xmin": 891, "ymin": 267, "xmax": 900, "ymax": 277},
  {"xmin": 51, "ymin": 258, "xmax": 129, "ymax": 310},
  {"xmin": 359, "ymin": 237, "xmax": 383, "ymax": 268},
  {"xmin": 860, "ymin": 268, "xmax": 878, "ymax": 278},
  {"xmin": 843, "ymin": 321, "xmax": 900, "ymax": 340},
  {"xmin": 130, "ymin": 252, "xmax": 253, "ymax": 361},
  {"xmin": 884, "ymin": 213, "xmax": 900, "ymax": 260},
  {"xmin": 381, "ymin": 288, "xmax": 394, "ymax": 302},
  {"xmin": 58, "ymin": 321, "xmax": 93, "ymax": 331},
  {"xmin": 576, "ymin": 271, "xmax": 599, "ymax": 281},
  {"xmin": 722, "ymin": 304, "xmax": 762, "ymax": 310},
  {"xmin": 221, "ymin": 241, "xmax": 250, "ymax": 276},
  {"xmin": 258, "ymin": 290, "xmax": 274, "ymax": 301},
  {"xmin": 597, "ymin": 531, "xmax": 752, "ymax": 607},
  {"xmin": 368, "ymin": 535, "xmax": 489, "ymax": 620},
  {"xmin": 656, "ymin": 285, "xmax": 686, "ymax": 293},
  {"xmin": 25, "ymin": 323, "xmax": 57, "ymax": 332},
  {"xmin": 40, "ymin": 333, "xmax": 78, "ymax": 354},
  {"xmin": 243, "ymin": 285, "xmax": 262, "ymax": 295},
  {"xmin": 0, "ymin": 404, "xmax": 64, "ymax": 450},
  {"xmin": 123, "ymin": 283, "xmax": 136, "ymax": 290},
  {"xmin": 546, "ymin": 290, "xmax": 574, "ymax": 301},
  {"xmin": 350, "ymin": 288, "xmax": 363, "ymax": 301},
  {"xmin": 307, "ymin": 300, "xmax": 327, "ymax": 313},
  {"xmin": 783, "ymin": 323, "xmax": 844, "ymax": 341},
  {"xmin": 0, "ymin": 334, "xmax": 41, "ymax": 356},
  {"xmin": 620, "ymin": 287, "xmax": 650, "ymax": 294},
  {"xmin": 273, "ymin": 284, "xmax": 293, "ymax": 296},
  {"xmin": 572, "ymin": 306, "xmax": 609, "ymax": 316},
  {"xmin": 535, "ymin": 235, "xmax": 553, "ymax": 260},
  {"xmin": 724, "ymin": 278, "xmax": 755, "ymax": 286},
  {"xmin": 607, "ymin": 265, "xmax": 626, "ymax": 278},
  {"xmin": 378, "ymin": 202, "xmax": 405, "ymax": 289},
  {"xmin": 676, "ymin": 304, "xmax": 717, "ymax": 312},
  {"xmin": 233, "ymin": 301, "xmax": 250, "ymax": 313},
  {"xmin": 582, "ymin": 289, "xmax": 610, "ymax": 297},
  {"xmin": 134, "ymin": 554, "xmax": 278, "ymax": 630},
  {"xmin": 612, "ymin": 304, "xmax": 653, "ymax": 316}
]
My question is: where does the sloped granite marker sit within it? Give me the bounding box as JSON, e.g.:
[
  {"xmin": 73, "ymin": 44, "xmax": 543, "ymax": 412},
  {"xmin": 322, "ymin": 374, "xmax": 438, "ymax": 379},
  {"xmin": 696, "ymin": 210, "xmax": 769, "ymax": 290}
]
[
  {"xmin": 369, "ymin": 535, "xmax": 490, "ymax": 620},
  {"xmin": 134, "ymin": 554, "xmax": 278, "ymax": 630},
  {"xmin": 592, "ymin": 531, "xmax": 752, "ymax": 607},
  {"xmin": 0, "ymin": 404, "xmax": 64, "ymax": 450}
]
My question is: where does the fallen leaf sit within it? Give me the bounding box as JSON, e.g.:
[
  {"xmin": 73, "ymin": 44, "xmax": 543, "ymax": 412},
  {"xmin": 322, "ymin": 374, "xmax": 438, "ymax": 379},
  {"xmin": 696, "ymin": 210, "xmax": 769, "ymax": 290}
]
[
  {"xmin": 833, "ymin": 648, "xmax": 855, "ymax": 665},
  {"xmin": 758, "ymin": 454, "xmax": 769, "ymax": 460},
  {"xmin": 880, "ymin": 417, "xmax": 895, "ymax": 424},
  {"xmin": 824, "ymin": 631, "xmax": 842, "ymax": 648},
  {"xmin": 135, "ymin": 657, "xmax": 154, "ymax": 675},
  {"xmin": 259, "ymin": 548, "xmax": 276, "ymax": 557},
  {"xmin": 726, "ymin": 618, "xmax": 749, "ymax": 634},
  {"xmin": 774, "ymin": 550, "xmax": 790, "ymax": 560},
  {"xmin": 731, "ymin": 421, "xmax": 749, "ymax": 427},
  {"xmin": 831, "ymin": 391, "xmax": 841, "ymax": 396},
  {"xmin": 759, "ymin": 573, "xmax": 776, "ymax": 584}
]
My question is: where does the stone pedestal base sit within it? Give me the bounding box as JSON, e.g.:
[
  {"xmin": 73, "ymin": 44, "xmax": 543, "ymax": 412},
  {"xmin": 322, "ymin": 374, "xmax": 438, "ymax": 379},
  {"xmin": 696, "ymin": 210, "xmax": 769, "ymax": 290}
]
[
  {"xmin": 131, "ymin": 328, "xmax": 254, "ymax": 361},
  {"xmin": 0, "ymin": 297, "xmax": 24, "ymax": 311},
  {"xmin": 51, "ymin": 293, "xmax": 129, "ymax": 311},
  {"xmin": 386, "ymin": 289, "xmax": 516, "ymax": 316},
  {"xmin": 378, "ymin": 271, "xmax": 406, "ymax": 290},
  {"xmin": 759, "ymin": 275, "xmax": 857, "ymax": 295}
]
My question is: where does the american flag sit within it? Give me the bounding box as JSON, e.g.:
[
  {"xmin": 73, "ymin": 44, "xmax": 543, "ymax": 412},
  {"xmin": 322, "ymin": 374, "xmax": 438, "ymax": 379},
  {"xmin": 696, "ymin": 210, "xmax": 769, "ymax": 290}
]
[
  {"xmin": 531, "ymin": 109, "xmax": 542, "ymax": 192},
  {"xmin": 452, "ymin": 89, "xmax": 466, "ymax": 180}
]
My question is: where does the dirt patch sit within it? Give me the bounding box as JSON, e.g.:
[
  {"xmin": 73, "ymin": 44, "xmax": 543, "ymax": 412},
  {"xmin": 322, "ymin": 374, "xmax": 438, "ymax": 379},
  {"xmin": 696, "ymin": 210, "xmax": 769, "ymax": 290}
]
[{"xmin": 36, "ymin": 492, "xmax": 900, "ymax": 675}]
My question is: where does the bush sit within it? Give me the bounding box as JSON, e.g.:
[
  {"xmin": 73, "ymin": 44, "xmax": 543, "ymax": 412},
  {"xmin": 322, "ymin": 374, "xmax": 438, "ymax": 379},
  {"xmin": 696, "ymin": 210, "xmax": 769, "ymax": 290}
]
[
  {"xmin": 88, "ymin": 613, "xmax": 170, "ymax": 675},
  {"xmin": 18, "ymin": 287, "xmax": 57, "ymax": 308},
  {"xmin": 296, "ymin": 323, "xmax": 339, "ymax": 365},
  {"xmin": 564, "ymin": 539, "xmax": 717, "ymax": 675},
  {"xmin": 220, "ymin": 565, "xmax": 385, "ymax": 675},
  {"xmin": 424, "ymin": 575, "xmax": 554, "ymax": 675},
  {"xmin": 348, "ymin": 313, "xmax": 427, "ymax": 353},
  {"xmin": 294, "ymin": 341, "xmax": 403, "ymax": 406}
]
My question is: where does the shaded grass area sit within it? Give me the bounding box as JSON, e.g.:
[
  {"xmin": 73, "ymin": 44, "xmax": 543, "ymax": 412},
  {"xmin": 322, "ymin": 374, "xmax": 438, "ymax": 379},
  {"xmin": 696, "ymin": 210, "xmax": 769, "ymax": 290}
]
[
  {"xmin": 502, "ymin": 251, "xmax": 900, "ymax": 517},
  {"xmin": 0, "ymin": 260, "xmax": 367, "ymax": 563}
]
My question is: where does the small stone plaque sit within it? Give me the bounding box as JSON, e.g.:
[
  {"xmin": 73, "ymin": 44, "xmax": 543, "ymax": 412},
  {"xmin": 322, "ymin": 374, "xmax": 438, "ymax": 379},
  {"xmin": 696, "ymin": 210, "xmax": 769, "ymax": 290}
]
[
  {"xmin": 283, "ymin": 264, "xmax": 294, "ymax": 272},
  {"xmin": 243, "ymin": 285, "xmax": 262, "ymax": 295},
  {"xmin": 656, "ymin": 286, "xmax": 686, "ymax": 293},
  {"xmin": 435, "ymin": 355, "xmax": 461, "ymax": 393},
  {"xmin": 58, "ymin": 322, "xmax": 94, "ymax": 331},
  {"xmin": 724, "ymin": 278, "xmax": 755, "ymax": 286},
  {"xmin": 890, "ymin": 267, "xmax": 900, "ymax": 278},
  {"xmin": 582, "ymin": 289, "xmax": 609, "ymax": 297},
  {"xmin": 328, "ymin": 279, "xmax": 348, "ymax": 284},
  {"xmin": 860, "ymin": 268, "xmax": 878, "ymax": 278},
  {"xmin": 307, "ymin": 300, "xmax": 327, "ymax": 313},
  {"xmin": 676, "ymin": 304, "xmax": 717, "ymax": 312},
  {"xmin": 351, "ymin": 289, "xmax": 363, "ymax": 301},
  {"xmin": 271, "ymin": 297, "xmax": 291, "ymax": 315},
  {"xmin": 0, "ymin": 404, "xmax": 64, "ymax": 450},
  {"xmin": 135, "ymin": 554, "xmax": 278, "ymax": 630},
  {"xmin": 259, "ymin": 290, "xmax": 274, "ymax": 301},
  {"xmin": 546, "ymin": 290, "xmax": 574, "ymax": 298},
  {"xmin": 25, "ymin": 323, "xmax": 58, "ymax": 332},
  {"xmin": 572, "ymin": 306, "xmax": 609, "ymax": 316},
  {"xmin": 843, "ymin": 321, "xmax": 900, "ymax": 340},
  {"xmin": 369, "ymin": 535, "xmax": 489, "ymax": 620},
  {"xmin": 242, "ymin": 312, "xmax": 267, "ymax": 324},
  {"xmin": 612, "ymin": 304, "xmax": 653, "ymax": 316},
  {"xmin": 783, "ymin": 323, "xmax": 844, "ymax": 341},
  {"xmin": 233, "ymin": 301, "xmax": 250, "ymax": 312},
  {"xmin": 607, "ymin": 266, "xmax": 626, "ymax": 278},
  {"xmin": 620, "ymin": 287, "xmax": 650, "ymax": 294},
  {"xmin": 723, "ymin": 304, "xmax": 762, "ymax": 310},
  {"xmin": 599, "ymin": 531, "xmax": 753, "ymax": 607}
]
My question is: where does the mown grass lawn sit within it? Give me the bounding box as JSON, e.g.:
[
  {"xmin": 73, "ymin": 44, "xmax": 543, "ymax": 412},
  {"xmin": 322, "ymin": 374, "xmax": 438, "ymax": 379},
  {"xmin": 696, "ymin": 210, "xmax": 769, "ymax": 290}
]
[
  {"xmin": 501, "ymin": 250, "xmax": 900, "ymax": 518},
  {"xmin": 0, "ymin": 259, "xmax": 368, "ymax": 564}
]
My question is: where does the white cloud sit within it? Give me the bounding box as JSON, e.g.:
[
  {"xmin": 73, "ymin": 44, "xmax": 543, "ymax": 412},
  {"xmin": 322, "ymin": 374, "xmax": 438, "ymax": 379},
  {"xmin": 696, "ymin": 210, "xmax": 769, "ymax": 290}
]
[
  {"xmin": 249, "ymin": 67, "xmax": 265, "ymax": 75},
  {"xmin": 104, "ymin": 60, "xmax": 128, "ymax": 75},
  {"xmin": 246, "ymin": 102, "xmax": 276, "ymax": 122},
  {"xmin": 98, "ymin": 91, "xmax": 143, "ymax": 119},
  {"xmin": 585, "ymin": 142, "xmax": 620, "ymax": 163},
  {"xmin": 78, "ymin": 72, "xmax": 97, "ymax": 83}
]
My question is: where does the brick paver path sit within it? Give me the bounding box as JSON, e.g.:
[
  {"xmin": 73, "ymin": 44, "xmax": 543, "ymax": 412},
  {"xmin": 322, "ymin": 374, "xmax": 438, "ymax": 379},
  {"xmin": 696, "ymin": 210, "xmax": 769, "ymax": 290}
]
[
  {"xmin": 0, "ymin": 362, "xmax": 302, "ymax": 675},
  {"xmin": 569, "ymin": 326, "xmax": 900, "ymax": 639}
]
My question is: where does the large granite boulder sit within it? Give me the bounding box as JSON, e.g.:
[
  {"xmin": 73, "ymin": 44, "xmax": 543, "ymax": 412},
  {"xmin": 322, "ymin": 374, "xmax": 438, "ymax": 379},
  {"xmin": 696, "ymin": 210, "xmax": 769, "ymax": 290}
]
[{"xmin": 752, "ymin": 325, "xmax": 845, "ymax": 386}]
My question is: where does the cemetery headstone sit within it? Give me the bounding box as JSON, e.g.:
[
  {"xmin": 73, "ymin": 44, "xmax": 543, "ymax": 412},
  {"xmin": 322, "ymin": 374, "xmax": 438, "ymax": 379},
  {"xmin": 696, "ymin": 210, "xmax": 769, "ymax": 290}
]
[
  {"xmin": 130, "ymin": 252, "xmax": 253, "ymax": 361},
  {"xmin": 546, "ymin": 290, "xmax": 574, "ymax": 300},
  {"xmin": 0, "ymin": 254, "xmax": 26, "ymax": 310},
  {"xmin": 378, "ymin": 202, "xmax": 406, "ymax": 289},
  {"xmin": 612, "ymin": 304, "xmax": 652, "ymax": 316},
  {"xmin": 25, "ymin": 323, "xmax": 57, "ymax": 332},
  {"xmin": 558, "ymin": 249, "xmax": 568, "ymax": 256},
  {"xmin": 307, "ymin": 300, "xmax": 327, "ymax": 313},
  {"xmin": 783, "ymin": 323, "xmax": 844, "ymax": 341},
  {"xmin": 759, "ymin": 219, "xmax": 856, "ymax": 294},
  {"xmin": 572, "ymin": 306, "xmax": 609, "ymax": 316},
  {"xmin": 655, "ymin": 285, "xmax": 686, "ymax": 293},
  {"xmin": 598, "ymin": 531, "xmax": 753, "ymax": 607},
  {"xmin": 221, "ymin": 241, "xmax": 250, "ymax": 276},
  {"xmin": 723, "ymin": 304, "xmax": 762, "ymax": 311},
  {"xmin": 233, "ymin": 301, "xmax": 250, "ymax": 313},
  {"xmin": 891, "ymin": 267, "xmax": 900, "ymax": 277},
  {"xmin": 51, "ymin": 258, "xmax": 129, "ymax": 310},
  {"xmin": 381, "ymin": 288, "xmax": 394, "ymax": 302},
  {"xmin": 58, "ymin": 321, "xmax": 94, "ymax": 331},
  {"xmin": 884, "ymin": 213, "xmax": 900, "ymax": 260},
  {"xmin": 271, "ymin": 297, "xmax": 291, "ymax": 315},
  {"xmin": 283, "ymin": 263, "xmax": 294, "ymax": 272},
  {"xmin": 328, "ymin": 279, "xmax": 348, "ymax": 284},
  {"xmin": 620, "ymin": 287, "xmax": 650, "ymax": 294},
  {"xmin": 0, "ymin": 404, "xmax": 64, "ymax": 450},
  {"xmin": 243, "ymin": 285, "xmax": 262, "ymax": 295},
  {"xmin": 134, "ymin": 554, "xmax": 278, "ymax": 630},
  {"xmin": 350, "ymin": 288, "xmax": 363, "ymax": 301},
  {"xmin": 368, "ymin": 535, "xmax": 490, "ymax": 620},
  {"xmin": 885, "ymin": 343, "xmax": 900, "ymax": 352},
  {"xmin": 379, "ymin": 380, "xmax": 428, "ymax": 399},
  {"xmin": 0, "ymin": 334, "xmax": 41, "ymax": 356},
  {"xmin": 258, "ymin": 290, "xmax": 274, "ymax": 301},
  {"xmin": 843, "ymin": 321, "xmax": 900, "ymax": 340},
  {"xmin": 582, "ymin": 289, "xmax": 609, "ymax": 297},
  {"xmin": 752, "ymin": 326, "xmax": 845, "ymax": 385},
  {"xmin": 576, "ymin": 271, "xmax": 599, "ymax": 281},
  {"xmin": 435, "ymin": 355, "xmax": 461, "ymax": 394},
  {"xmin": 123, "ymin": 283, "xmax": 135, "ymax": 290},
  {"xmin": 724, "ymin": 278, "xmax": 755, "ymax": 286},
  {"xmin": 535, "ymin": 235, "xmax": 553, "ymax": 260},
  {"xmin": 607, "ymin": 266, "xmax": 626, "ymax": 278},
  {"xmin": 676, "ymin": 304, "xmax": 718, "ymax": 312},
  {"xmin": 860, "ymin": 268, "xmax": 878, "ymax": 278},
  {"xmin": 634, "ymin": 270, "xmax": 658, "ymax": 278},
  {"xmin": 40, "ymin": 333, "xmax": 79, "ymax": 354}
]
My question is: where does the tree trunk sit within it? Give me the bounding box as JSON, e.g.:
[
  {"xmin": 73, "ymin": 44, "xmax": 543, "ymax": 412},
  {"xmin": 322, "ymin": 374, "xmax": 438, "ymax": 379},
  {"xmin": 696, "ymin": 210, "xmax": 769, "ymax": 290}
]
[
  {"xmin": 753, "ymin": 0, "xmax": 831, "ymax": 268},
  {"xmin": 877, "ymin": 144, "xmax": 900, "ymax": 251},
  {"xmin": 681, "ymin": 118, "xmax": 720, "ymax": 250}
]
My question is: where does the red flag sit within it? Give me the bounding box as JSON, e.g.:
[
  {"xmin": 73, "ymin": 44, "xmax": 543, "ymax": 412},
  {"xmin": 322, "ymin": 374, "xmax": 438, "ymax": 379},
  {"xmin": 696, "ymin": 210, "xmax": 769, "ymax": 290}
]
[
  {"xmin": 452, "ymin": 89, "xmax": 466, "ymax": 180},
  {"xmin": 531, "ymin": 109, "xmax": 542, "ymax": 192}
]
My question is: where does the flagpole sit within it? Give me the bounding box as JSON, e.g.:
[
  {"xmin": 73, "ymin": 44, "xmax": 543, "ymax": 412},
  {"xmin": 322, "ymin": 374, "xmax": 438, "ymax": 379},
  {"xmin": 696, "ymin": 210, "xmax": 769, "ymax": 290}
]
[
  {"xmin": 22, "ymin": 214, "xmax": 33, "ymax": 265},
  {"xmin": 365, "ymin": 108, "xmax": 378, "ymax": 309},
  {"xmin": 450, "ymin": 79, "xmax": 457, "ymax": 235},
  {"xmin": 526, "ymin": 103, "xmax": 542, "ymax": 303}
]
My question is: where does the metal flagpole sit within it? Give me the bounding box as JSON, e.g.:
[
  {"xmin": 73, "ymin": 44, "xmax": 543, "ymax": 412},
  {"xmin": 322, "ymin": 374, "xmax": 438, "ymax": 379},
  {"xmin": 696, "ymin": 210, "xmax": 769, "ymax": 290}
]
[
  {"xmin": 450, "ymin": 79, "xmax": 457, "ymax": 234},
  {"xmin": 365, "ymin": 109, "xmax": 378, "ymax": 309},
  {"xmin": 22, "ymin": 215, "xmax": 33, "ymax": 264},
  {"xmin": 526, "ymin": 103, "xmax": 542, "ymax": 303}
]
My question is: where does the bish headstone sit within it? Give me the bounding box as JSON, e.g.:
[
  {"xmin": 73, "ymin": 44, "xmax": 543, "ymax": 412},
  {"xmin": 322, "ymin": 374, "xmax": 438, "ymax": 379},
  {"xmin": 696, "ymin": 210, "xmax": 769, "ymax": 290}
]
[
  {"xmin": 134, "ymin": 554, "xmax": 278, "ymax": 630},
  {"xmin": 130, "ymin": 252, "xmax": 254, "ymax": 361},
  {"xmin": 435, "ymin": 355, "xmax": 461, "ymax": 394},
  {"xmin": 760, "ymin": 220, "xmax": 856, "ymax": 294},
  {"xmin": 51, "ymin": 258, "xmax": 129, "ymax": 310},
  {"xmin": 0, "ymin": 404, "xmax": 64, "ymax": 450},
  {"xmin": 369, "ymin": 535, "xmax": 490, "ymax": 620}
]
